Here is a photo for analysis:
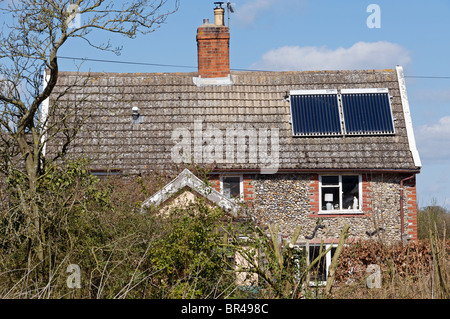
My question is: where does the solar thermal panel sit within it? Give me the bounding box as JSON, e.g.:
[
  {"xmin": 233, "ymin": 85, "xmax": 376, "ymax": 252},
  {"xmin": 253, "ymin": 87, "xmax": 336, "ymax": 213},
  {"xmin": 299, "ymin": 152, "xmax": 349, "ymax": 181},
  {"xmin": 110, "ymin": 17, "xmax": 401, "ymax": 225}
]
[
  {"xmin": 341, "ymin": 89, "xmax": 395, "ymax": 135},
  {"xmin": 290, "ymin": 90, "xmax": 342, "ymax": 136}
]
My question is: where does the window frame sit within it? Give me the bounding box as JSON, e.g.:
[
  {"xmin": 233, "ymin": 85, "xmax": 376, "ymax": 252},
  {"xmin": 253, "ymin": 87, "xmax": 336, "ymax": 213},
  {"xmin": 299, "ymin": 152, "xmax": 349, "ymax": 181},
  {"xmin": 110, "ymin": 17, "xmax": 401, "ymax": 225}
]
[
  {"xmin": 318, "ymin": 174, "xmax": 363, "ymax": 214},
  {"xmin": 220, "ymin": 175, "xmax": 244, "ymax": 201}
]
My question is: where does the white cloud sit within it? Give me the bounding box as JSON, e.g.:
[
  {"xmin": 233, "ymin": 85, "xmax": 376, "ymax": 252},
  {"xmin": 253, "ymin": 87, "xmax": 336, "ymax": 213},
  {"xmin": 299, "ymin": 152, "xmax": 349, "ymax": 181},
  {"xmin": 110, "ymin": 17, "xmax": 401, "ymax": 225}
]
[
  {"xmin": 416, "ymin": 116, "xmax": 450, "ymax": 162},
  {"xmin": 250, "ymin": 41, "xmax": 412, "ymax": 71}
]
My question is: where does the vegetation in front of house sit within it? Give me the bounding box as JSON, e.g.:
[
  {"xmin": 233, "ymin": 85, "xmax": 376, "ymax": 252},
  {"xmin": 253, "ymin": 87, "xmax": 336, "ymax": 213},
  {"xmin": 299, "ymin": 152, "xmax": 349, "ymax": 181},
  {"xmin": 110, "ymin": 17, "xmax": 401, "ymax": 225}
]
[{"xmin": 0, "ymin": 159, "xmax": 448, "ymax": 299}]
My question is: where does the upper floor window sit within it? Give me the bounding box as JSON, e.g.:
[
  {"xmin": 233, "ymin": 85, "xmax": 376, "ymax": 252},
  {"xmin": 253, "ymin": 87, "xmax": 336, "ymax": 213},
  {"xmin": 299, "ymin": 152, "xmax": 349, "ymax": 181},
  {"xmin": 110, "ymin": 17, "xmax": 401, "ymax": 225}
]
[{"xmin": 319, "ymin": 175, "xmax": 361, "ymax": 213}]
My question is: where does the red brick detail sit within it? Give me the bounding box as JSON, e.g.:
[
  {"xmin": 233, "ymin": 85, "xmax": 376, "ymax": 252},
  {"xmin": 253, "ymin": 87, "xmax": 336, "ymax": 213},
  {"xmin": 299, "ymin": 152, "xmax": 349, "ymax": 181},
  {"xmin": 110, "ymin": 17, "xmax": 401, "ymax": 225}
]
[
  {"xmin": 309, "ymin": 174, "xmax": 320, "ymax": 214},
  {"xmin": 243, "ymin": 175, "xmax": 254, "ymax": 203},
  {"xmin": 196, "ymin": 26, "xmax": 230, "ymax": 78},
  {"xmin": 361, "ymin": 174, "xmax": 372, "ymax": 216},
  {"xmin": 208, "ymin": 175, "xmax": 221, "ymax": 193},
  {"xmin": 406, "ymin": 176, "xmax": 418, "ymax": 243}
]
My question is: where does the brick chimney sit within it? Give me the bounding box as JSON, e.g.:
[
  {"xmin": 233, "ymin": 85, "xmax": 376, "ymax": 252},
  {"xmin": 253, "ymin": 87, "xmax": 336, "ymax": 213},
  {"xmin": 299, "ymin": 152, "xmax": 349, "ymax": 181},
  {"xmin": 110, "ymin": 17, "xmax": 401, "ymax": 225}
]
[{"xmin": 196, "ymin": 3, "xmax": 230, "ymax": 79}]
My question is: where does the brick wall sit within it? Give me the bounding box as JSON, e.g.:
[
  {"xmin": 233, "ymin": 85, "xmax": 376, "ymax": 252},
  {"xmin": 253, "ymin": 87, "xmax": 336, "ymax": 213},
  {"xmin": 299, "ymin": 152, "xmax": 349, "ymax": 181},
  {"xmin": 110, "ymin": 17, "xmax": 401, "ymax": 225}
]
[{"xmin": 405, "ymin": 176, "xmax": 418, "ymax": 243}]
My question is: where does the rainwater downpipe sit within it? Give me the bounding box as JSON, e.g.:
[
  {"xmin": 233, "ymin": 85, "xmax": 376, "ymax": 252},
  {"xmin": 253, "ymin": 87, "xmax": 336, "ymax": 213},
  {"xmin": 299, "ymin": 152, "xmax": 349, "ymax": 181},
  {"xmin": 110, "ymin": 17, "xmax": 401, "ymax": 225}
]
[{"xmin": 400, "ymin": 175, "xmax": 415, "ymax": 243}]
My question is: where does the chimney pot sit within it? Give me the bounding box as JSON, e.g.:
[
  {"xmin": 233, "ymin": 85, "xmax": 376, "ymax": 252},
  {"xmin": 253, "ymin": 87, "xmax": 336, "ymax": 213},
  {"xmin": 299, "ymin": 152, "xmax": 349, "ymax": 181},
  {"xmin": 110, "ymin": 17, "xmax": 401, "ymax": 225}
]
[{"xmin": 214, "ymin": 5, "xmax": 225, "ymax": 26}]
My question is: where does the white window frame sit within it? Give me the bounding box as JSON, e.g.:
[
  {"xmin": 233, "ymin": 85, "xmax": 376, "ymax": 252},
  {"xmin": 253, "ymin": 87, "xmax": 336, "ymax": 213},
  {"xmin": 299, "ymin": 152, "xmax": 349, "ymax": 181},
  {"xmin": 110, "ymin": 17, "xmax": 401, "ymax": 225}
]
[
  {"xmin": 220, "ymin": 175, "xmax": 244, "ymax": 201},
  {"xmin": 307, "ymin": 243, "xmax": 337, "ymax": 286},
  {"xmin": 318, "ymin": 174, "xmax": 363, "ymax": 214}
]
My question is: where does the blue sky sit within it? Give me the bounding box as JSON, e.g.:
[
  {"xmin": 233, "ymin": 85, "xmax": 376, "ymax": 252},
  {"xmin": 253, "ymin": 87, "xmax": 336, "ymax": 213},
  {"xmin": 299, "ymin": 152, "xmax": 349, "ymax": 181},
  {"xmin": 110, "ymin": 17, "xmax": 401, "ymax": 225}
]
[{"xmin": 3, "ymin": 0, "xmax": 450, "ymax": 208}]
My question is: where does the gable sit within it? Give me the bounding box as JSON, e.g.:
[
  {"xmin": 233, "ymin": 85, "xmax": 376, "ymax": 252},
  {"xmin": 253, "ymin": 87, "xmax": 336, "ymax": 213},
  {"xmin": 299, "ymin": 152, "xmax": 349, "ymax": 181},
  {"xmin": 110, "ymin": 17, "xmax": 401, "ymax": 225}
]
[{"xmin": 141, "ymin": 169, "xmax": 239, "ymax": 216}]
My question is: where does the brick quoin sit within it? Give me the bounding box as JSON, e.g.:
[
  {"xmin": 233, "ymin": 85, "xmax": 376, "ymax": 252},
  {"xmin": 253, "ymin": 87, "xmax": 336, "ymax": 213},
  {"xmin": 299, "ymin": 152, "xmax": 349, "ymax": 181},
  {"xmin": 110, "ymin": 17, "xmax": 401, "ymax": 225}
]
[
  {"xmin": 405, "ymin": 176, "xmax": 418, "ymax": 243},
  {"xmin": 309, "ymin": 174, "xmax": 320, "ymax": 214},
  {"xmin": 361, "ymin": 174, "xmax": 372, "ymax": 215},
  {"xmin": 243, "ymin": 175, "xmax": 254, "ymax": 204}
]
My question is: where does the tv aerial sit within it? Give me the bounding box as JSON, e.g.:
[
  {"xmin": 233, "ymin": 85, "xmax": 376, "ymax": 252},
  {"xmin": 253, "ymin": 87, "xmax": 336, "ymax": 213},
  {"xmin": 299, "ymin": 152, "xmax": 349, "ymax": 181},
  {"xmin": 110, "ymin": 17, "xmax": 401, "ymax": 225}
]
[{"xmin": 226, "ymin": 0, "xmax": 236, "ymax": 27}]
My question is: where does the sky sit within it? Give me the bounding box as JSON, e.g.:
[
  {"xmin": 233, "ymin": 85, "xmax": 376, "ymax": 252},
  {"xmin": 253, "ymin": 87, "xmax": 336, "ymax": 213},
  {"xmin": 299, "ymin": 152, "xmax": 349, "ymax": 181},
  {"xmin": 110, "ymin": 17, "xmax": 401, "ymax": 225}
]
[{"xmin": 2, "ymin": 0, "xmax": 450, "ymax": 208}]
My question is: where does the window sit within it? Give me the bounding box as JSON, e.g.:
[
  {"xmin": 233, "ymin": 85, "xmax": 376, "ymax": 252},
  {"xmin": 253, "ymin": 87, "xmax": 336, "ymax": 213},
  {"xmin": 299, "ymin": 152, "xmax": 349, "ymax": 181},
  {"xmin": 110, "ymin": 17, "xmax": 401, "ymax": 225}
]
[
  {"xmin": 221, "ymin": 175, "xmax": 243, "ymax": 200},
  {"xmin": 320, "ymin": 175, "xmax": 361, "ymax": 213},
  {"xmin": 308, "ymin": 244, "xmax": 337, "ymax": 284},
  {"xmin": 290, "ymin": 90, "xmax": 342, "ymax": 136}
]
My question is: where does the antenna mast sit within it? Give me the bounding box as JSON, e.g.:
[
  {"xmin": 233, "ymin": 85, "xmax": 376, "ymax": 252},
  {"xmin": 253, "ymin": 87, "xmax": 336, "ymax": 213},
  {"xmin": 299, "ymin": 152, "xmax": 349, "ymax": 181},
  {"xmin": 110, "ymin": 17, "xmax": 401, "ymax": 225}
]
[{"xmin": 226, "ymin": 1, "xmax": 235, "ymax": 27}]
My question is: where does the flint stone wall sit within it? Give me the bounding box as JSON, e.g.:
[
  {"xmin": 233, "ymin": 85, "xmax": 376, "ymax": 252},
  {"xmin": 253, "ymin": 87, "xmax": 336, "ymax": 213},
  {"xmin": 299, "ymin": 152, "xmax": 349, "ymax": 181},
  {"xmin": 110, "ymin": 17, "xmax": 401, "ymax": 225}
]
[{"xmin": 246, "ymin": 173, "xmax": 415, "ymax": 245}]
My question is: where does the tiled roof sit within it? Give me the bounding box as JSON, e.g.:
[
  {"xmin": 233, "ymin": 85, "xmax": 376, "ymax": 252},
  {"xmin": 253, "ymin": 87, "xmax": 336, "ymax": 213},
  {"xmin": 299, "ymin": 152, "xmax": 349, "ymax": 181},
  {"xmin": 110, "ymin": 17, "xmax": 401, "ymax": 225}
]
[{"xmin": 46, "ymin": 68, "xmax": 419, "ymax": 174}]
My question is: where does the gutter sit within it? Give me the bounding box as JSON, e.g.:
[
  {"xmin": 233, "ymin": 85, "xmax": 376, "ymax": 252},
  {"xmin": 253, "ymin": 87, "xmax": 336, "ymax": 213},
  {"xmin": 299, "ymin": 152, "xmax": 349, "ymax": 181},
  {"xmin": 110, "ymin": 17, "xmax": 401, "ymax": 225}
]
[{"xmin": 400, "ymin": 174, "xmax": 416, "ymax": 244}]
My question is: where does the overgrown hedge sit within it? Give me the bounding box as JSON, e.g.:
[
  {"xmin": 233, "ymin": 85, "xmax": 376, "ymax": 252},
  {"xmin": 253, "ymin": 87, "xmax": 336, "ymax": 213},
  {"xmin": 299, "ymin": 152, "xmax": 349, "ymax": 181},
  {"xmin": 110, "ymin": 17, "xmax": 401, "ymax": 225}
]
[{"xmin": 335, "ymin": 239, "xmax": 450, "ymax": 283}]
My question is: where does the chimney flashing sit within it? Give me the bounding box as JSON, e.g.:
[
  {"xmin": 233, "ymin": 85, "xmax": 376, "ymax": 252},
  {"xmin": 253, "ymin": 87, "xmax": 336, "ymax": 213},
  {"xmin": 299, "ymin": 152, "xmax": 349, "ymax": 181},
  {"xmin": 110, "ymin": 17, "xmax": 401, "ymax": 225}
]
[{"xmin": 193, "ymin": 74, "xmax": 235, "ymax": 87}]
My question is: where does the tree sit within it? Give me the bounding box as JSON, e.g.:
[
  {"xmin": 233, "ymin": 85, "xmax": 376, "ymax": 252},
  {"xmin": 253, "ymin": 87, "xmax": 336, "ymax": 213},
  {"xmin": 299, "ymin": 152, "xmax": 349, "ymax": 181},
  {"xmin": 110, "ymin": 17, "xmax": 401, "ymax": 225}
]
[
  {"xmin": 418, "ymin": 204, "xmax": 450, "ymax": 240},
  {"xmin": 0, "ymin": 0, "xmax": 179, "ymax": 267}
]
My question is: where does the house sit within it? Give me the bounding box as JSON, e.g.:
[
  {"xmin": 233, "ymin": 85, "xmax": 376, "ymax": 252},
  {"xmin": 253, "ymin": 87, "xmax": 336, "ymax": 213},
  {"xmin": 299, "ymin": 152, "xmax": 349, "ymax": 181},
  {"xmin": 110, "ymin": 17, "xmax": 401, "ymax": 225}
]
[{"xmin": 45, "ymin": 3, "xmax": 421, "ymax": 279}]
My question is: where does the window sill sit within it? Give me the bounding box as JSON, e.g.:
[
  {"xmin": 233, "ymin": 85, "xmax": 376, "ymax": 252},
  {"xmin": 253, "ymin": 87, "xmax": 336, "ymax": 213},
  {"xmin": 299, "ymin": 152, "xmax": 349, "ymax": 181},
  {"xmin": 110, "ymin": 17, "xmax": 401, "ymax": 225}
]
[{"xmin": 315, "ymin": 210, "xmax": 364, "ymax": 217}]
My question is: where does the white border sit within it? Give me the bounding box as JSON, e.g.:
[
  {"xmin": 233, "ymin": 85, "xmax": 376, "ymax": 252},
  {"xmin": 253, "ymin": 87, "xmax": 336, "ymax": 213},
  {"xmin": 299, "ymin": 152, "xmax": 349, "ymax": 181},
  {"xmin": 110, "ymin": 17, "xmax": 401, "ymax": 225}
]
[
  {"xmin": 290, "ymin": 89, "xmax": 338, "ymax": 96},
  {"xmin": 341, "ymin": 88, "xmax": 388, "ymax": 94},
  {"xmin": 396, "ymin": 66, "xmax": 422, "ymax": 168}
]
